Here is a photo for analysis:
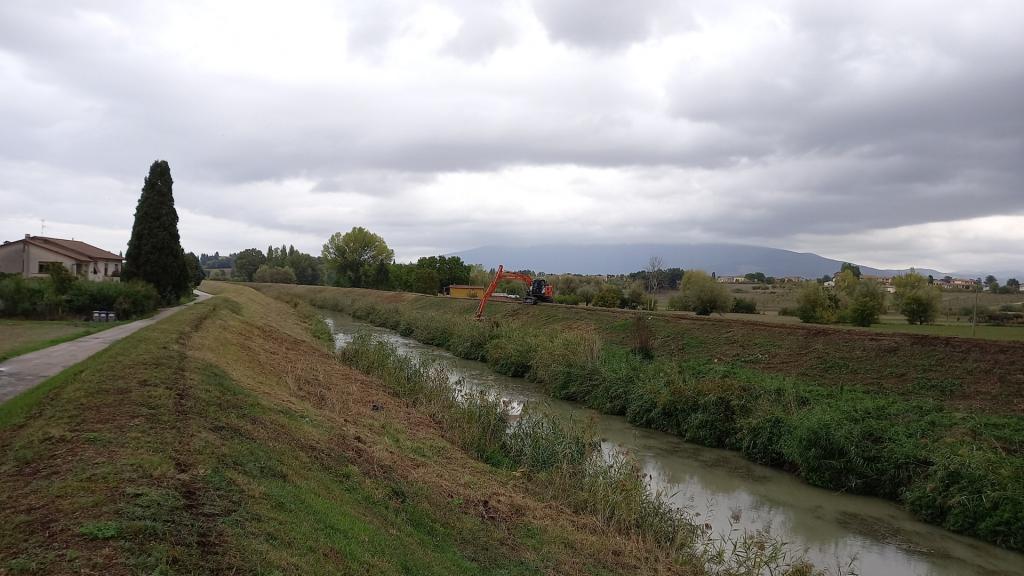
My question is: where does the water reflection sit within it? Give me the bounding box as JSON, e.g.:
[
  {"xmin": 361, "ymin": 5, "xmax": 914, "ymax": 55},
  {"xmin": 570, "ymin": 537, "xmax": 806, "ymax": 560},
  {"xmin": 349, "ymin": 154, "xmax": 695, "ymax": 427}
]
[{"xmin": 323, "ymin": 312, "xmax": 1024, "ymax": 576}]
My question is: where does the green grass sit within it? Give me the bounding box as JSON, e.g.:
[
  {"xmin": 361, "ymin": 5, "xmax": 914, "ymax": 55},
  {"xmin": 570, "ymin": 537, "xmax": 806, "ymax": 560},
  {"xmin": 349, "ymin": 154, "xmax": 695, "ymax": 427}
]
[
  {"xmin": 2, "ymin": 283, "xmax": 715, "ymax": 575},
  {"xmin": 249, "ymin": 283, "xmax": 1024, "ymax": 552},
  {"xmin": 859, "ymin": 321, "xmax": 1024, "ymax": 341},
  {"xmin": 0, "ymin": 319, "xmax": 124, "ymax": 362}
]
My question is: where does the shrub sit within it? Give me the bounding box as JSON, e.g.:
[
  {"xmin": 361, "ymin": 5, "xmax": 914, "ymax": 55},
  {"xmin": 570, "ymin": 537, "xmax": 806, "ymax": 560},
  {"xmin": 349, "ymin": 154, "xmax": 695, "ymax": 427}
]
[
  {"xmin": 795, "ymin": 283, "xmax": 839, "ymax": 324},
  {"xmin": 592, "ymin": 285, "xmax": 624, "ymax": 308},
  {"xmin": 731, "ymin": 297, "xmax": 758, "ymax": 314},
  {"xmin": 847, "ymin": 281, "xmax": 887, "ymax": 326},
  {"xmin": 67, "ymin": 280, "xmax": 160, "ymax": 319},
  {"xmin": 666, "ymin": 294, "xmax": 687, "ymax": 311},
  {"xmin": 0, "ymin": 276, "xmax": 50, "ymax": 317},
  {"xmin": 894, "ymin": 272, "xmax": 941, "ymax": 325},
  {"xmin": 677, "ymin": 271, "xmax": 731, "ymax": 315},
  {"xmin": 554, "ymin": 294, "xmax": 581, "ymax": 305},
  {"xmin": 253, "ymin": 265, "xmax": 297, "ymax": 284}
]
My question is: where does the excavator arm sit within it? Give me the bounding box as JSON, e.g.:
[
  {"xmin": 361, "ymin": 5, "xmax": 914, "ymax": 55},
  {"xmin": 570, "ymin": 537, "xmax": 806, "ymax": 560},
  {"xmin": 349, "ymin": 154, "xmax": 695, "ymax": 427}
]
[{"xmin": 474, "ymin": 265, "xmax": 553, "ymax": 319}]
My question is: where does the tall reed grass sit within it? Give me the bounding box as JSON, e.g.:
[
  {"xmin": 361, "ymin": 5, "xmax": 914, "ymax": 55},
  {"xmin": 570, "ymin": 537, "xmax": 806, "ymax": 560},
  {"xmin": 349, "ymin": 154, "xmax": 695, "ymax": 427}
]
[
  {"xmin": 338, "ymin": 334, "xmax": 819, "ymax": 575},
  {"xmin": 255, "ymin": 285, "xmax": 1024, "ymax": 552}
]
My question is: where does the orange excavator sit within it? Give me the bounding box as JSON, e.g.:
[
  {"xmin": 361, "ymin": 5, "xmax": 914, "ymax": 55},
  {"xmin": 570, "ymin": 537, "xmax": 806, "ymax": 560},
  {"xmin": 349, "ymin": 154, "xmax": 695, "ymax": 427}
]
[{"xmin": 475, "ymin": 265, "xmax": 554, "ymax": 319}]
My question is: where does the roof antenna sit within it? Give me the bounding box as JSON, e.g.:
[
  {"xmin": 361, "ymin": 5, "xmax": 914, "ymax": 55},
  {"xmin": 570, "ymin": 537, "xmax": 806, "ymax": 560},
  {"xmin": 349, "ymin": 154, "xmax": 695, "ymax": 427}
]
[{"xmin": 40, "ymin": 219, "xmax": 46, "ymax": 236}]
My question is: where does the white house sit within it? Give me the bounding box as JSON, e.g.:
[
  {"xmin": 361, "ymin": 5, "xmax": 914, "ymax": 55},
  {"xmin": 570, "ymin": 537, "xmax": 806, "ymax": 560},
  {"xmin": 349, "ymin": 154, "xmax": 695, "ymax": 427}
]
[{"xmin": 0, "ymin": 235, "xmax": 123, "ymax": 282}]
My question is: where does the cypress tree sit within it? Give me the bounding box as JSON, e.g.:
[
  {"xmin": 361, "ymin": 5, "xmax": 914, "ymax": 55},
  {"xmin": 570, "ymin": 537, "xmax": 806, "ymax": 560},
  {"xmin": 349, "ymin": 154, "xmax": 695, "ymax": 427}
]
[{"xmin": 123, "ymin": 160, "xmax": 191, "ymax": 304}]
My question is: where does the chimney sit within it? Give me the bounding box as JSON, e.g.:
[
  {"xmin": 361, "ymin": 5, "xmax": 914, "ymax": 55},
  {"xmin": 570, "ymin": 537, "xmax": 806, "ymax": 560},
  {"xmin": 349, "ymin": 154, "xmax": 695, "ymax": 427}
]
[{"xmin": 25, "ymin": 234, "xmax": 31, "ymax": 239}]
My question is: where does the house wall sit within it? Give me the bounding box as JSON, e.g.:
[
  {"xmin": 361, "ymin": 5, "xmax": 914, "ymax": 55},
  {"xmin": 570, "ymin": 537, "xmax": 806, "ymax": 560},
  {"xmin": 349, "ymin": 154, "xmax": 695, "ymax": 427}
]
[
  {"xmin": 0, "ymin": 243, "xmax": 26, "ymax": 275},
  {"xmin": 24, "ymin": 244, "xmax": 82, "ymax": 278}
]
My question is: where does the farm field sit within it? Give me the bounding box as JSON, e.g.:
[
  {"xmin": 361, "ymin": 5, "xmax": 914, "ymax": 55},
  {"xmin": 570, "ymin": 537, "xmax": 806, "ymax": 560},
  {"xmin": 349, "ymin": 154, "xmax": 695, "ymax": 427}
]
[
  {"xmin": 250, "ymin": 282, "xmax": 1024, "ymax": 551},
  {"xmin": 653, "ymin": 285, "xmax": 1024, "ymax": 341},
  {"xmin": 0, "ymin": 320, "xmax": 122, "ymax": 362}
]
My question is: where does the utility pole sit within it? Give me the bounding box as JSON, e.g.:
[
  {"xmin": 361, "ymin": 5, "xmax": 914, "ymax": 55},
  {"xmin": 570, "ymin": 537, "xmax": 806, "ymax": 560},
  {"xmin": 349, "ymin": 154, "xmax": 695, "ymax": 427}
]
[{"xmin": 972, "ymin": 283, "xmax": 979, "ymax": 337}]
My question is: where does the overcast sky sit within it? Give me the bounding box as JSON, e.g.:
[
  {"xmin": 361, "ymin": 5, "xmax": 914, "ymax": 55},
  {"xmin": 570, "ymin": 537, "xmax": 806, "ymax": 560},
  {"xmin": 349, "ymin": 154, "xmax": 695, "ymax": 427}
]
[{"xmin": 1, "ymin": 1, "xmax": 1021, "ymax": 274}]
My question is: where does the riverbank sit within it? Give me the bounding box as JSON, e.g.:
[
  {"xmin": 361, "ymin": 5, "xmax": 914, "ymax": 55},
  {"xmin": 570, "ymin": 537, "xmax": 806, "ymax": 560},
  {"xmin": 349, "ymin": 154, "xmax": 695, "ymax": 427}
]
[
  {"xmin": 2, "ymin": 282, "xmax": 779, "ymax": 574},
  {"xmin": 248, "ymin": 283, "xmax": 1024, "ymax": 552}
]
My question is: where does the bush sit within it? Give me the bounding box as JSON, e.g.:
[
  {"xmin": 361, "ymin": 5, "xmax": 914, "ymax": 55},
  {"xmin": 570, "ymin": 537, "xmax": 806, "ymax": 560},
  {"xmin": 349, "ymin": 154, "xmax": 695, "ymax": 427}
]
[
  {"xmin": 666, "ymin": 294, "xmax": 687, "ymax": 311},
  {"xmin": 67, "ymin": 280, "xmax": 161, "ymax": 319},
  {"xmin": 253, "ymin": 265, "xmax": 297, "ymax": 284},
  {"xmin": 0, "ymin": 276, "xmax": 159, "ymax": 319},
  {"xmin": 847, "ymin": 281, "xmax": 886, "ymax": 326},
  {"xmin": 592, "ymin": 285, "xmax": 624, "ymax": 308},
  {"xmin": 894, "ymin": 272, "xmax": 941, "ymax": 325},
  {"xmin": 0, "ymin": 276, "xmax": 50, "ymax": 317},
  {"xmin": 795, "ymin": 283, "xmax": 838, "ymax": 324},
  {"xmin": 554, "ymin": 294, "xmax": 581, "ymax": 305},
  {"xmin": 731, "ymin": 297, "xmax": 757, "ymax": 314},
  {"xmin": 677, "ymin": 271, "xmax": 731, "ymax": 315}
]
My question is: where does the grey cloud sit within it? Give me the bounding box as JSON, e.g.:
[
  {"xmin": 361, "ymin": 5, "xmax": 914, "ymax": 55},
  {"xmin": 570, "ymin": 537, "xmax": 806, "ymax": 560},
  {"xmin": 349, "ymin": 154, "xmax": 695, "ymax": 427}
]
[
  {"xmin": 0, "ymin": 0, "xmax": 1022, "ymax": 273},
  {"xmin": 529, "ymin": 0, "xmax": 691, "ymax": 50}
]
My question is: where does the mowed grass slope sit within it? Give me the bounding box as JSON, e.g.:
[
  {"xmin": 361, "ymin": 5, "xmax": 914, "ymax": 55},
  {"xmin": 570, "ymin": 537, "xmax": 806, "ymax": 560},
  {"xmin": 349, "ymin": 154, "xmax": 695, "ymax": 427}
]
[
  {"xmin": 248, "ymin": 284, "xmax": 1024, "ymax": 551},
  {"xmin": 0, "ymin": 284, "xmax": 685, "ymax": 575}
]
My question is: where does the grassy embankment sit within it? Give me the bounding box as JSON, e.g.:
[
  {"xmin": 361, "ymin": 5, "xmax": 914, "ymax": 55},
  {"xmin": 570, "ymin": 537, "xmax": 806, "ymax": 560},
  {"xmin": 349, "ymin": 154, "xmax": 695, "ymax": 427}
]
[
  {"xmin": 0, "ymin": 283, "xmax": 816, "ymax": 575},
  {"xmin": 251, "ymin": 283, "xmax": 1024, "ymax": 552},
  {"xmin": 0, "ymin": 320, "xmax": 126, "ymax": 362}
]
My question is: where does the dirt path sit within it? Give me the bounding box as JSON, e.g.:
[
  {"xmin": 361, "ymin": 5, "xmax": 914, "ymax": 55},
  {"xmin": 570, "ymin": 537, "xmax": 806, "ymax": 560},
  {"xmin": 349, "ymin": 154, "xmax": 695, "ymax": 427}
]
[{"xmin": 0, "ymin": 291, "xmax": 212, "ymax": 404}]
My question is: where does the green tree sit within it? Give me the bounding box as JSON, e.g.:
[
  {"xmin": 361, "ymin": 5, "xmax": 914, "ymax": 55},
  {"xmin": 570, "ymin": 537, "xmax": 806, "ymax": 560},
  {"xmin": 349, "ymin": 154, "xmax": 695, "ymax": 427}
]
[
  {"xmin": 468, "ymin": 264, "xmax": 490, "ymax": 287},
  {"xmin": 795, "ymin": 282, "xmax": 839, "ymax": 324},
  {"xmin": 984, "ymin": 275, "xmax": 999, "ymax": 292},
  {"xmin": 322, "ymin": 227, "xmax": 394, "ymax": 289},
  {"xmin": 184, "ymin": 252, "xmax": 205, "ymax": 288},
  {"xmin": 847, "ymin": 281, "xmax": 886, "ymax": 326},
  {"xmin": 411, "ymin": 268, "xmax": 440, "ymax": 295},
  {"xmin": 288, "ymin": 251, "xmax": 321, "ymax": 285},
  {"xmin": 893, "ymin": 272, "xmax": 941, "ymax": 324},
  {"xmin": 576, "ymin": 284, "xmax": 596, "ymax": 306},
  {"xmin": 678, "ymin": 270, "xmax": 731, "ymax": 315},
  {"xmin": 253, "ymin": 265, "xmax": 296, "ymax": 284},
  {"xmin": 840, "ymin": 262, "xmax": 862, "ymax": 279},
  {"xmin": 1006, "ymin": 278, "xmax": 1020, "ymax": 293},
  {"xmin": 233, "ymin": 249, "xmax": 266, "ymax": 282},
  {"xmin": 592, "ymin": 285, "xmax": 624, "ymax": 308},
  {"xmin": 47, "ymin": 264, "xmax": 77, "ymax": 316},
  {"xmin": 744, "ymin": 272, "xmax": 767, "ymax": 283},
  {"xmin": 416, "ymin": 256, "xmax": 470, "ymax": 289},
  {"xmin": 122, "ymin": 160, "xmax": 190, "ymax": 303}
]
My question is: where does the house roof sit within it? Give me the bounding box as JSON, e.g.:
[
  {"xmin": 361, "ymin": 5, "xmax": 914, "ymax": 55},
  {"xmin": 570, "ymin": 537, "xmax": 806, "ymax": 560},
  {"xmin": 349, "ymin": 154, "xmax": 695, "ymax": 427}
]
[{"xmin": 12, "ymin": 236, "xmax": 123, "ymax": 262}]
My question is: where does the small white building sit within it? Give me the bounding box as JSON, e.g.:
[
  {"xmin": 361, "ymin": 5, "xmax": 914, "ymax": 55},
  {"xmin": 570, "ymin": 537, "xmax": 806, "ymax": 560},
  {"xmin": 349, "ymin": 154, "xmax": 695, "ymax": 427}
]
[{"xmin": 0, "ymin": 235, "xmax": 123, "ymax": 282}]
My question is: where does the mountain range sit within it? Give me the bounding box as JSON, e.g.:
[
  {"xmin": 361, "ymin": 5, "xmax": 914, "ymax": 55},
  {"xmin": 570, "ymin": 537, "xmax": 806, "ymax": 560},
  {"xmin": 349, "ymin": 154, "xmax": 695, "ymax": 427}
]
[{"xmin": 449, "ymin": 243, "xmax": 951, "ymax": 278}]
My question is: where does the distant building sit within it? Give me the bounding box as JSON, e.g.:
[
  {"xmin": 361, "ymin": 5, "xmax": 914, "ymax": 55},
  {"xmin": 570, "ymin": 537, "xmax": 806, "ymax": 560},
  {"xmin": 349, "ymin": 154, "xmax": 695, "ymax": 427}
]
[
  {"xmin": 0, "ymin": 235, "xmax": 123, "ymax": 282},
  {"xmin": 715, "ymin": 275, "xmax": 750, "ymax": 284},
  {"xmin": 780, "ymin": 276, "xmax": 805, "ymax": 283},
  {"xmin": 446, "ymin": 285, "xmax": 484, "ymax": 298}
]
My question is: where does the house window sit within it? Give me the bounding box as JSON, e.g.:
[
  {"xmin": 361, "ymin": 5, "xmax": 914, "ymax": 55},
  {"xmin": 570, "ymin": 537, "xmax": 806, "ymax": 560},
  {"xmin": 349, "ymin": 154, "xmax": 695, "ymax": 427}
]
[
  {"xmin": 38, "ymin": 261, "xmax": 62, "ymax": 274},
  {"xmin": 104, "ymin": 262, "xmax": 109, "ymax": 276}
]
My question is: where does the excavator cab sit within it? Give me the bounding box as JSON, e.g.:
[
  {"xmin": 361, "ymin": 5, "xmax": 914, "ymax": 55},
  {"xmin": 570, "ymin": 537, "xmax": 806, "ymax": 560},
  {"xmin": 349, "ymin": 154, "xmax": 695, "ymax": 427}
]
[{"xmin": 525, "ymin": 278, "xmax": 554, "ymax": 304}]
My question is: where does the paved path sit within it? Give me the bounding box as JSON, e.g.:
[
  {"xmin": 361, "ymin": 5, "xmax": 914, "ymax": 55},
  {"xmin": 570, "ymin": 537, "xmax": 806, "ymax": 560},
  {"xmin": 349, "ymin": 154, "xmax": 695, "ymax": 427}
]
[{"xmin": 0, "ymin": 291, "xmax": 212, "ymax": 405}]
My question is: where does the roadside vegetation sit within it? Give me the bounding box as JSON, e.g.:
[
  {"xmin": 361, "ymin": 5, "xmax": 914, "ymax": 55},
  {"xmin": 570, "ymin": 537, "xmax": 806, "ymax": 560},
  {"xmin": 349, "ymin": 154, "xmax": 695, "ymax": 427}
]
[
  {"xmin": 252, "ymin": 283, "xmax": 1024, "ymax": 552},
  {"xmin": 0, "ymin": 268, "xmax": 160, "ymax": 320},
  {"xmin": 0, "ymin": 283, "xmax": 824, "ymax": 575}
]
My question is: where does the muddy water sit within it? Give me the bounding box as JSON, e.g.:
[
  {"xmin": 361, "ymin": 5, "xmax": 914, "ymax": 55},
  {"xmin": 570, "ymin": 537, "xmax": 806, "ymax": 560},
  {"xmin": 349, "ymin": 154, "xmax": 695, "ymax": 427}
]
[{"xmin": 323, "ymin": 311, "xmax": 1024, "ymax": 576}]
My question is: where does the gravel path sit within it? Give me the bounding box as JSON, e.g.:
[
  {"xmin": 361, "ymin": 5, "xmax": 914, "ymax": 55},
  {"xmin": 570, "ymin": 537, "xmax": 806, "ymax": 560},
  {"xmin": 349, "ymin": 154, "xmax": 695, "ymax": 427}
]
[{"xmin": 0, "ymin": 291, "xmax": 212, "ymax": 404}]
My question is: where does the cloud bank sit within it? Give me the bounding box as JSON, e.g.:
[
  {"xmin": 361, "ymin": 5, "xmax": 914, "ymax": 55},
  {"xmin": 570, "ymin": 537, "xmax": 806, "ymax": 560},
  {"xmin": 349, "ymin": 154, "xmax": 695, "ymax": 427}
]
[{"xmin": 1, "ymin": 0, "xmax": 1021, "ymax": 274}]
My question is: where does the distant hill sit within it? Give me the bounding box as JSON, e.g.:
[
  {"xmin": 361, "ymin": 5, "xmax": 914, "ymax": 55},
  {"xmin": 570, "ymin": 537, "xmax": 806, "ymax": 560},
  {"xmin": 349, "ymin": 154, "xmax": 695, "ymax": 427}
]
[{"xmin": 449, "ymin": 243, "xmax": 946, "ymax": 278}]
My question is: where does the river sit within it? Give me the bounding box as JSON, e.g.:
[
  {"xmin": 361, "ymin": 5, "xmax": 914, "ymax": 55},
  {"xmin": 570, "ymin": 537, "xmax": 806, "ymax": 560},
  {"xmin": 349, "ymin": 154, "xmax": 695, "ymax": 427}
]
[{"xmin": 322, "ymin": 310, "xmax": 1024, "ymax": 576}]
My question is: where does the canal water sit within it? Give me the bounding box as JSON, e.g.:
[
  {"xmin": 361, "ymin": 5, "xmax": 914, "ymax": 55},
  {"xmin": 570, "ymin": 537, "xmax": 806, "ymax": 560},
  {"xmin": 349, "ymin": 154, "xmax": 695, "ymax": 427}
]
[{"xmin": 322, "ymin": 311, "xmax": 1024, "ymax": 576}]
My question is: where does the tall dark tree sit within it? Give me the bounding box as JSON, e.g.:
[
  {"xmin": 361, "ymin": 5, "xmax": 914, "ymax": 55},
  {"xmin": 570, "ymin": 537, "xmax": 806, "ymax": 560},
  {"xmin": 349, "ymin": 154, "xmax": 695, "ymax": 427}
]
[{"xmin": 123, "ymin": 160, "xmax": 190, "ymax": 303}]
